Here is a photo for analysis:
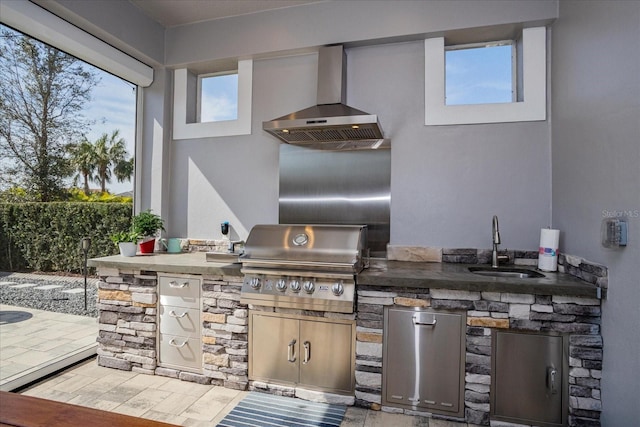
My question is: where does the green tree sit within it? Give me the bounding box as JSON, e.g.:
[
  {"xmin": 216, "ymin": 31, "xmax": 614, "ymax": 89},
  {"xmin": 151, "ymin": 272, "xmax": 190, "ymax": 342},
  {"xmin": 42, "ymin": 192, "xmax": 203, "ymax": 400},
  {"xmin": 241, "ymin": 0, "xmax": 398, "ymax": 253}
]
[
  {"xmin": 0, "ymin": 26, "xmax": 98, "ymax": 201},
  {"xmin": 67, "ymin": 137, "xmax": 97, "ymax": 196},
  {"xmin": 94, "ymin": 129, "xmax": 131, "ymax": 193}
]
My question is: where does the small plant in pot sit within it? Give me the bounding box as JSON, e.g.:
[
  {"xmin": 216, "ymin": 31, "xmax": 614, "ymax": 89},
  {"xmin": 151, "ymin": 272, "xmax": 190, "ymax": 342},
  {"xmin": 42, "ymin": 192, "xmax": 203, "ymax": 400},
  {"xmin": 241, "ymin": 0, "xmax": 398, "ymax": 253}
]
[
  {"xmin": 132, "ymin": 209, "xmax": 165, "ymax": 254},
  {"xmin": 110, "ymin": 230, "xmax": 140, "ymax": 257}
]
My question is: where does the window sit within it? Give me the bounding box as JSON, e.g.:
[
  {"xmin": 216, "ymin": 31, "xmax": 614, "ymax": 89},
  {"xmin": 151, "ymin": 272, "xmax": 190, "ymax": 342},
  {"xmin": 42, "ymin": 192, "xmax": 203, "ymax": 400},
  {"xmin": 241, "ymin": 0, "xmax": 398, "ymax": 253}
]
[
  {"xmin": 445, "ymin": 41, "xmax": 515, "ymax": 106},
  {"xmin": 425, "ymin": 27, "xmax": 546, "ymax": 126},
  {"xmin": 198, "ymin": 72, "xmax": 238, "ymax": 122},
  {"xmin": 173, "ymin": 60, "xmax": 253, "ymax": 139}
]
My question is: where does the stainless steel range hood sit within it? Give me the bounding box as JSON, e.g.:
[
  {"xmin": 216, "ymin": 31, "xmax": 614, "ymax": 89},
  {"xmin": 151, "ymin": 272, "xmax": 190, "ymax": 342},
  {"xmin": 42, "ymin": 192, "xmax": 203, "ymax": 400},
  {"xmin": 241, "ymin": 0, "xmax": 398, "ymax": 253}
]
[{"xmin": 263, "ymin": 45, "xmax": 387, "ymax": 150}]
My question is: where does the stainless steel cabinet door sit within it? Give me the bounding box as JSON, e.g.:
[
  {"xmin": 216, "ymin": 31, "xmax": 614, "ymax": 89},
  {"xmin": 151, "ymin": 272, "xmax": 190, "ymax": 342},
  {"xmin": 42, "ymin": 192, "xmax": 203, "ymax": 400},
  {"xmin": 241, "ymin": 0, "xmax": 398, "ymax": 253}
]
[
  {"xmin": 492, "ymin": 331, "xmax": 567, "ymax": 426},
  {"xmin": 250, "ymin": 313, "xmax": 299, "ymax": 384},
  {"xmin": 299, "ymin": 319, "xmax": 354, "ymax": 393},
  {"xmin": 384, "ymin": 308, "xmax": 464, "ymax": 416}
]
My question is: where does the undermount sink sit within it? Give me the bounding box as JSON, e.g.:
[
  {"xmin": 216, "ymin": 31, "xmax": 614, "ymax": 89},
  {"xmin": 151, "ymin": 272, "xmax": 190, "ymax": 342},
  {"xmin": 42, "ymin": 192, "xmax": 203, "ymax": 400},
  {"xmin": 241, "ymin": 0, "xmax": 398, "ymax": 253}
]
[
  {"xmin": 205, "ymin": 251, "xmax": 242, "ymax": 264},
  {"xmin": 468, "ymin": 266, "xmax": 545, "ymax": 279}
]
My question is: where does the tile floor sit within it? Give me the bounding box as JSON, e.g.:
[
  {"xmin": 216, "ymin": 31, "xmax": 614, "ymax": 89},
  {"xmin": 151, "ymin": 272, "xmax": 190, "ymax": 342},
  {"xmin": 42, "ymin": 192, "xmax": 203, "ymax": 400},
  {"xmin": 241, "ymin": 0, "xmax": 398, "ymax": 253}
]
[
  {"xmin": 18, "ymin": 358, "xmax": 443, "ymax": 427},
  {"xmin": 0, "ymin": 303, "xmax": 97, "ymax": 390}
]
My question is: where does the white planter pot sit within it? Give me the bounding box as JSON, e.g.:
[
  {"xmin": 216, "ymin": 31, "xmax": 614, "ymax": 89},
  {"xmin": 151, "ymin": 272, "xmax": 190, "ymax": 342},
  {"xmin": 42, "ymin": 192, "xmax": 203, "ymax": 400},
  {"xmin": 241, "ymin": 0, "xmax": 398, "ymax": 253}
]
[{"xmin": 118, "ymin": 242, "xmax": 137, "ymax": 257}]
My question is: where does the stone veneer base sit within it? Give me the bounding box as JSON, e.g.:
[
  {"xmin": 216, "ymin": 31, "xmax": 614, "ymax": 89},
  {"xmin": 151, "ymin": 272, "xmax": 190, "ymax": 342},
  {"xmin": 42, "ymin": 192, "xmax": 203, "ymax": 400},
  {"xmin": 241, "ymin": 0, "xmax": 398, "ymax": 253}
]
[{"xmin": 354, "ymin": 286, "xmax": 603, "ymax": 426}]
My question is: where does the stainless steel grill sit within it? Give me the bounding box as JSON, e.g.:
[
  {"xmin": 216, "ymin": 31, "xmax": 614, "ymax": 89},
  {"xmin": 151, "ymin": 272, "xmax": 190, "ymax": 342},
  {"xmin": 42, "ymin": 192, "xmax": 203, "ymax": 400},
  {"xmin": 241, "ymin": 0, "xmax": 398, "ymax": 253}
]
[{"xmin": 239, "ymin": 224, "xmax": 368, "ymax": 313}]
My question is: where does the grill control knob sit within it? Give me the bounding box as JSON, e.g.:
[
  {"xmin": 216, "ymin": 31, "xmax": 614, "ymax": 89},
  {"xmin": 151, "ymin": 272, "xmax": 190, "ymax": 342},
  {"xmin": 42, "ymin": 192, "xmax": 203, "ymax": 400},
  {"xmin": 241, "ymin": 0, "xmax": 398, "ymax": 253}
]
[
  {"xmin": 303, "ymin": 280, "xmax": 315, "ymax": 294},
  {"xmin": 276, "ymin": 279, "xmax": 287, "ymax": 292},
  {"xmin": 331, "ymin": 282, "xmax": 344, "ymax": 296},
  {"xmin": 249, "ymin": 277, "xmax": 261, "ymax": 289},
  {"xmin": 289, "ymin": 280, "xmax": 301, "ymax": 293}
]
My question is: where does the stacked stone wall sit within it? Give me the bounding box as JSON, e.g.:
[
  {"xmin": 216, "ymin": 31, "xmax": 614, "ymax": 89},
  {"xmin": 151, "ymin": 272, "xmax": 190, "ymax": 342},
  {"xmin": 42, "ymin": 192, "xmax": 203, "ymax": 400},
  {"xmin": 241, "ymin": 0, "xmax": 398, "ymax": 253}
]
[{"xmin": 95, "ymin": 268, "xmax": 248, "ymax": 389}]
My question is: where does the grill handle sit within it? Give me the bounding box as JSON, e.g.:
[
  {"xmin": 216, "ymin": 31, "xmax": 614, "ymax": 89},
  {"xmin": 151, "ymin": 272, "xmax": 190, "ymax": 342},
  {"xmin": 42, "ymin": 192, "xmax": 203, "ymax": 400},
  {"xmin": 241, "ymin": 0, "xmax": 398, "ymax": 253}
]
[{"xmin": 287, "ymin": 339, "xmax": 297, "ymax": 363}]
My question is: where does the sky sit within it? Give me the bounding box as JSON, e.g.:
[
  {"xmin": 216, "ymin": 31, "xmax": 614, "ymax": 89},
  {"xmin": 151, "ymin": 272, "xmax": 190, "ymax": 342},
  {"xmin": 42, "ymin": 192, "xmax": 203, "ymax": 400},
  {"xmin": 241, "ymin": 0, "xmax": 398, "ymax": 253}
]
[{"xmin": 84, "ymin": 70, "xmax": 137, "ymax": 195}]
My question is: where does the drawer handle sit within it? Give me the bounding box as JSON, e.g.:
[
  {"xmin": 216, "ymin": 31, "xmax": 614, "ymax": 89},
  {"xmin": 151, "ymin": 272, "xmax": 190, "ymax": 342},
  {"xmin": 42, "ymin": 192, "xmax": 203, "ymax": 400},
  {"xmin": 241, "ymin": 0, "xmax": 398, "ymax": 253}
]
[
  {"xmin": 547, "ymin": 367, "xmax": 558, "ymax": 394},
  {"xmin": 169, "ymin": 310, "xmax": 187, "ymax": 318},
  {"xmin": 413, "ymin": 314, "xmax": 437, "ymax": 326},
  {"xmin": 303, "ymin": 341, "xmax": 311, "ymax": 364},
  {"xmin": 169, "ymin": 339, "xmax": 187, "ymax": 348},
  {"xmin": 169, "ymin": 280, "xmax": 188, "ymax": 288},
  {"xmin": 287, "ymin": 339, "xmax": 297, "ymax": 363}
]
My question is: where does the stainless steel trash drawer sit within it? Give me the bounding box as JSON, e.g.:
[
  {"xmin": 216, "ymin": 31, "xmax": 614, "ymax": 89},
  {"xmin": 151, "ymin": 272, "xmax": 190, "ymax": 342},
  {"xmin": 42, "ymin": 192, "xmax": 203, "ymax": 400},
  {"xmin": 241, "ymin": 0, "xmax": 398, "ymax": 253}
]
[
  {"xmin": 158, "ymin": 333, "xmax": 202, "ymax": 371},
  {"xmin": 159, "ymin": 305, "xmax": 200, "ymax": 337},
  {"xmin": 382, "ymin": 306, "xmax": 465, "ymax": 418},
  {"xmin": 491, "ymin": 330, "xmax": 568, "ymax": 427},
  {"xmin": 158, "ymin": 275, "xmax": 199, "ymax": 308}
]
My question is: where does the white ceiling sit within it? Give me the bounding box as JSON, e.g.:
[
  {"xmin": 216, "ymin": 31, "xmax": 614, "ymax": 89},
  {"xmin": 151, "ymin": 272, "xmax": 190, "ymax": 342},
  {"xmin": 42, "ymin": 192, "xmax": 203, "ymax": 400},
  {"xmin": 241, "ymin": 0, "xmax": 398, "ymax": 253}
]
[{"xmin": 129, "ymin": 0, "xmax": 326, "ymax": 28}]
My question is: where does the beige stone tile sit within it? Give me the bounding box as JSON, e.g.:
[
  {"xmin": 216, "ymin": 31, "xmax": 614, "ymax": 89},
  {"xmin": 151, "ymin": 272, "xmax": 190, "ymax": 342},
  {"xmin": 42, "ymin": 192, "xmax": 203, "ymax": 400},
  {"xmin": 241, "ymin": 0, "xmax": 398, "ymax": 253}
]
[
  {"xmin": 340, "ymin": 406, "xmax": 368, "ymax": 427},
  {"xmin": 179, "ymin": 389, "xmax": 232, "ymax": 422},
  {"xmin": 121, "ymin": 373, "xmax": 172, "ymax": 389},
  {"xmin": 0, "ymin": 333, "xmax": 32, "ymax": 346},
  {"xmin": 150, "ymin": 392, "xmax": 199, "ymax": 415},
  {"xmin": 364, "ymin": 410, "xmax": 426, "ymax": 427},
  {"xmin": 51, "ymin": 373, "xmax": 97, "ymax": 393},
  {"xmin": 68, "ymin": 394, "xmax": 121, "ymax": 411},
  {"xmin": 7, "ymin": 349, "xmax": 55, "ymax": 367},
  {"xmin": 156, "ymin": 378, "xmax": 212, "ymax": 397},
  {"xmin": 111, "ymin": 388, "xmax": 173, "ymax": 418},
  {"xmin": 0, "ymin": 346, "xmax": 29, "ymax": 359},
  {"xmin": 21, "ymin": 387, "xmax": 77, "ymax": 403},
  {"xmin": 139, "ymin": 409, "xmax": 188, "ymax": 425},
  {"xmin": 99, "ymin": 384, "xmax": 147, "ymax": 403},
  {"xmin": 72, "ymin": 360, "xmax": 132, "ymax": 379},
  {"xmin": 182, "ymin": 418, "xmax": 217, "ymax": 427}
]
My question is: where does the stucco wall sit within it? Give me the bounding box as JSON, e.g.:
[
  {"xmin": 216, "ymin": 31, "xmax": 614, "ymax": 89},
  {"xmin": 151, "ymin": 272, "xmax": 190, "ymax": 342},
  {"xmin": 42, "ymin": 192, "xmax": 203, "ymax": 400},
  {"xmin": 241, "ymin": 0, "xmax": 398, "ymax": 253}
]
[{"xmin": 551, "ymin": 1, "xmax": 640, "ymax": 423}]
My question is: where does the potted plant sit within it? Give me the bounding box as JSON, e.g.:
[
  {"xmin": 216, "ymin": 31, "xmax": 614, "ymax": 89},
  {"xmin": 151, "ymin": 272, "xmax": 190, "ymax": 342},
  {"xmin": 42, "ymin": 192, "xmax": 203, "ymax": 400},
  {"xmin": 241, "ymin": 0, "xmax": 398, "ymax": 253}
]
[
  {"xmin": 110, "ymin": 230, "xmax": 140, "ymax": 257},
  {"xmin": 132, "ymin": 209, "xmax": 165, "ymax": 254}
]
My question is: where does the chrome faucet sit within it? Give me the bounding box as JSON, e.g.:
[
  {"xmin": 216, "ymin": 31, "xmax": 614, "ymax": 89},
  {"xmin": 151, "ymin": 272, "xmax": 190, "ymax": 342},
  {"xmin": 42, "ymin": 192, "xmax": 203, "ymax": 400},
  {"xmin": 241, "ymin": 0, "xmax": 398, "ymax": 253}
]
[
  {"xmin": 492, "ymin": 215, "xmax": 508, "ymax": 268},
  {"xmin": 228, "ymin": 240, "xmax": 244, "ymax": 253}
]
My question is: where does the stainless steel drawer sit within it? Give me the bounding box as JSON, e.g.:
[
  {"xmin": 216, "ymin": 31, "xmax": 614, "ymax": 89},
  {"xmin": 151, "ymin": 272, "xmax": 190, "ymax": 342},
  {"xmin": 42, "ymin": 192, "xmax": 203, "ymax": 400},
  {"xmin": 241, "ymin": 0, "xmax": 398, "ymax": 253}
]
[
  {"xmin": 159, "ymin": 275, "xmax": 200, "ymax": 308},
  {"xmin": 159, "ymin": 305, "xmax": 200, "ymax": 337},
  {"xmin": 158, "ymin": 333, "xmax": 202, "ymax": 371}
]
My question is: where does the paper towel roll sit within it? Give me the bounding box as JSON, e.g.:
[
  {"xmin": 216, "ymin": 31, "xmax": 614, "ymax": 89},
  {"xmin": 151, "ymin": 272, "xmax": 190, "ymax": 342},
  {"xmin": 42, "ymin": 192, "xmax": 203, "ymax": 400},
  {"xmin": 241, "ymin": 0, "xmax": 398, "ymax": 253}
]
[{"xmin": 538, "ymin": 228, "xmax": 560, "ymax": 271}]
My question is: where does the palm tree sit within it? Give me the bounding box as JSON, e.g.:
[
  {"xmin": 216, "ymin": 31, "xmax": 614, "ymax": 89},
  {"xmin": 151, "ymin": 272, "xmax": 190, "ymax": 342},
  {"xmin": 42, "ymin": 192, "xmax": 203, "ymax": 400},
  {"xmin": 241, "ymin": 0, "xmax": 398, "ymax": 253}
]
[
  {"xmin": 67, "ymin": 137, "xmax": 96, "ymax": 196},
  {"xmin": 94, "ymin": 130, "xmax": 130, "ymax": 193}
]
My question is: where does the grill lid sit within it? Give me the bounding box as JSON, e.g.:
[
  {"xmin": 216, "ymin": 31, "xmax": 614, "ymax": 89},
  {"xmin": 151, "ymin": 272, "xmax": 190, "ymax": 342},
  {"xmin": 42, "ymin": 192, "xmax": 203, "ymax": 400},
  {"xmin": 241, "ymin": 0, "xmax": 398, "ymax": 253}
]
[{"xmin": 240, "ymin": 224, "xmax": 368, "ymax": 273}]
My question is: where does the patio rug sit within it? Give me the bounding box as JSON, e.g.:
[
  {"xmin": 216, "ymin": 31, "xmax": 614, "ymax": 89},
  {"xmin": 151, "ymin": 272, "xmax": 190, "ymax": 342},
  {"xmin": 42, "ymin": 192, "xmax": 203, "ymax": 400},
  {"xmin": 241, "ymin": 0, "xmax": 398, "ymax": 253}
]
[{"xmin": 216, "ymin": 391, "xmax": 346, "ymax": 427}]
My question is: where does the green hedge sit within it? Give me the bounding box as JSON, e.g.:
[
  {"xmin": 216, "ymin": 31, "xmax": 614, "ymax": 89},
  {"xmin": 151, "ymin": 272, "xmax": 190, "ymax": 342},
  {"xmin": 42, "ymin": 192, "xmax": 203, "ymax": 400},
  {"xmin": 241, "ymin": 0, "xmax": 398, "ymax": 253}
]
[{"xmin": 0, "ymin": 202, "xmax": 133, "ymax": 273}]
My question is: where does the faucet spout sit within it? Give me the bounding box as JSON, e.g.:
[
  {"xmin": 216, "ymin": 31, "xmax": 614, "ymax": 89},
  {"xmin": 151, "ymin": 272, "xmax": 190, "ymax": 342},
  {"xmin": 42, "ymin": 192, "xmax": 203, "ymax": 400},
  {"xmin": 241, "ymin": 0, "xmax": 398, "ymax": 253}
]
[{"xmin": 492, "ymin": 215, "xmax": 501, "ymax": 268}]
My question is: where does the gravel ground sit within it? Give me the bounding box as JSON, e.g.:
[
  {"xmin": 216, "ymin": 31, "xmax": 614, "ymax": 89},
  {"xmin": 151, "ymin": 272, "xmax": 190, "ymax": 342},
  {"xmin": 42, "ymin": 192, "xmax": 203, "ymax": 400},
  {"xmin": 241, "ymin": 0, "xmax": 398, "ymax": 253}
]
[{"xmin": 0, "ymin": 273, "xmax": 98, "ymax": 317}]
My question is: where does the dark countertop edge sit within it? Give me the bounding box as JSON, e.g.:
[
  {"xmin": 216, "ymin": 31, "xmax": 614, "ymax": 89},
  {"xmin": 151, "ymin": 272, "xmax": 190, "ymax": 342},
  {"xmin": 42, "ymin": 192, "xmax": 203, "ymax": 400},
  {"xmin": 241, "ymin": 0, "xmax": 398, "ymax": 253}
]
[
  {"xmin": 87, "ymin": 255, "xmax": 604, "ymax": 299},
  {"xmin": 358, "ymin": 261, "xmax": 605, "ymax": 299}
]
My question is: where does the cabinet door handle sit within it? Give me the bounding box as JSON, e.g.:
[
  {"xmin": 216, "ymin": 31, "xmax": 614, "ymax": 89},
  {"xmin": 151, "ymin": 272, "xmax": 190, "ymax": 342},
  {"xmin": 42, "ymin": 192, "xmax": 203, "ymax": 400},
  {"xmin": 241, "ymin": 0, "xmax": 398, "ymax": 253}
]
[
  {"xmin": 169, "ymin": 280, "xmax": 188, "ymax": 288},
  {"xmin": 547, "ymin": 367, "xmax": 558, "ymax": 394},
  {"xmin": 413, "ymin": 314, "xmax": 437, "ymax": 326},
  {"xmin": 169, "ymin": 339, "xmax": 187, "ymax": 348},
  {"xmin": 303, "ymin": 341, "xmax": 311, "ymax": 364},
  {"xmin": 169, "ymin": 310, "xmax": 187, "ymax": 318},
  {"xmin": 287, "ymin": 339, "xmax": 297, "ymax": 363}
]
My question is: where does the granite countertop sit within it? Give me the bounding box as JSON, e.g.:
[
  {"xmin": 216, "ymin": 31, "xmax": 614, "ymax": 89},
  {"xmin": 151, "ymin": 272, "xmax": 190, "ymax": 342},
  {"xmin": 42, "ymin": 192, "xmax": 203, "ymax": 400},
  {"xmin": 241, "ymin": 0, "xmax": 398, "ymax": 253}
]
[
  {"xmin": 88, "ymin": 252, "xmax": 243, "ymax": 277},
  {"xmin": 359, "ymin": 260, "xmax": 605, "ymax": 299},
  {"xmin": 88, "ymin": 253, "xmax": 604, "ymax": 299}
]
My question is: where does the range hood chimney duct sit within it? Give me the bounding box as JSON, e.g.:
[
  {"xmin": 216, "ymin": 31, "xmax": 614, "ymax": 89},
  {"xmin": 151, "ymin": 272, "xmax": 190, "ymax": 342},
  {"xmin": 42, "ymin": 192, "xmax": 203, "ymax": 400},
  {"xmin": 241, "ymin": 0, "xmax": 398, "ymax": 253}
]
[{"xmin": 263, "ymin": 45, "xmax": 387, "ymax": 150}]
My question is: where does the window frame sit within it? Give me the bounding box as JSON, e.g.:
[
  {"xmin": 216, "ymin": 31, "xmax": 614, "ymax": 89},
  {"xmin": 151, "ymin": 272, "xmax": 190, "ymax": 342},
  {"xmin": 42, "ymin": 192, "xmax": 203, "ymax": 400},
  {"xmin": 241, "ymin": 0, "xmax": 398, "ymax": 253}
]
[
  {"xmin": 425, "ymin": 26, "xmax": 546, "ymax": 126},
  {"xmin": 173, "ymin": 59, "xmax": 253, "ymax": 140}
]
